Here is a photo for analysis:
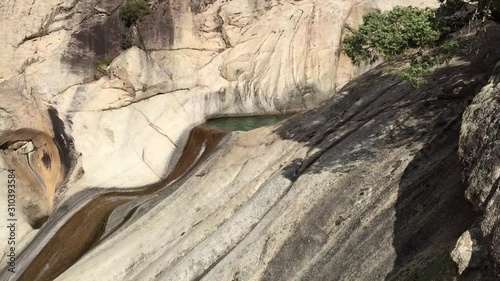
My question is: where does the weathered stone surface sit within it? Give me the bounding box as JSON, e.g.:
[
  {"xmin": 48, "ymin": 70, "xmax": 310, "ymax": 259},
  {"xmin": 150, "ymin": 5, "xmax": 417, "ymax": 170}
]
[
  {"xmin": 460, "ymin": 68, "xmax": 500, "ymax": 208},
  {"xmin": 0, "ymin": 0, "xmax": 440, "ymax": 203},
  {"xmin": 0, "ymin": 78, "xmax": 67, "ymax": 224},
  {"xmin": 452, "ymin": 231, "xmax": 474, "ymax": 275},
  {"xmin": 6, "ymin": 0, "xmax": 487, "ymax": 279},
  {"xmin": 451, "ymin": 229, "xmax": 485, "ymax": 275},
  {"xmin": 0, "ymin": 78, "xmax": 70, "ymax": 273},
  {"xmin": 4, "ymin": 21, "xmax": 500, "ymax": 280},
  {"xmin": 457, "ymin": 62, "xmax": 500, "ymax": 280},
  {"xmin": 33, "ymin": 0, "xmax": 438, "ymax": 197},
  {"xmin": 51, "ymin": 65, "xmax": 478, "ymax": 281}
]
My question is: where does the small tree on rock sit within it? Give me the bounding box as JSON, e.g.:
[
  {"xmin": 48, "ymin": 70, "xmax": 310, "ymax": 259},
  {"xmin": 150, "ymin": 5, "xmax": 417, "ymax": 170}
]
[
  {"xmin": 120, "ymin": 0, "xmax": 151, "ymax": 28},
  {"xmin": 343, "ymin": 1, "xmax": 500, "ymax": 87},
  {"xmin": 342, "ymin": 6, "xmax": 457, "ymax": 87}
]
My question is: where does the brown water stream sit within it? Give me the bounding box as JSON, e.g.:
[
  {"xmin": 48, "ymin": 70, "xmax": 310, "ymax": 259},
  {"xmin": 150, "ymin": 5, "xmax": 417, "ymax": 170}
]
[{"xmin": 10, "ymin": 124, "xmax": 227, "ymax": 281}]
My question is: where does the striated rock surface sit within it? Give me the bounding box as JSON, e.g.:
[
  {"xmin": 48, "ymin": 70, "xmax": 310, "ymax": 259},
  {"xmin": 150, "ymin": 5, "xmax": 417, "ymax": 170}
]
[
  {"xmin": 0, "ymin": 0, "xmax": 439, "ymax": 265},
  {"xmin": 2, "ymin": 21, "xmax": 500, "ymax": 281},
  {"xmin": 456, "ymin": 62, "xmax": 500, "ymax": 280},
  {"xmin": 51, "ymin": 62, "xmax": 479, "ymax": 280},
  {"xmin": 11, "ymin": 1, "xmax": 500, "ymax": 280},
  {"xmin": 0, "ymin": 0, "xmax": 439, "ymax": 194},
  {"xmin": 51, "ymin": 0, "xmax": 428, "ymax": 193}
]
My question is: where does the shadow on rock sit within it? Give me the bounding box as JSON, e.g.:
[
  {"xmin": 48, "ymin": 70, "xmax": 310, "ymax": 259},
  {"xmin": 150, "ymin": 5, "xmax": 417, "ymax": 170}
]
[
  {"xmin": 269, "ymin": 22, "xmax": 500, "ymax": 281},
  {"xmin": 384, "ymin": 119, "xmax": 479, "ymax": 281}
]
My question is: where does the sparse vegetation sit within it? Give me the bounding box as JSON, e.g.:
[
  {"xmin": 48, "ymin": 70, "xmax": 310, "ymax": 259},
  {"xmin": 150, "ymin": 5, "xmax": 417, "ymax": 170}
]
[
  {"xmin": 342, "ymin": 6, "xmax": 457, "ymax": 87},
  {"xmin": 96, "ymin": 58, "xmax": 113, "ymax": 78},
  {"xmin": 119, "ymin": 0, "xmax": 151, "ymax": 28},
  {"xmin": 342, "ymin": 1, "xmax": 499, "ymax": 87}
]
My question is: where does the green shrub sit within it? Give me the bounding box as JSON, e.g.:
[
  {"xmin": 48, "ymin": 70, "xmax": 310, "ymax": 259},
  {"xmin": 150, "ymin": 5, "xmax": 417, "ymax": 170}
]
[
  {"xmin": 120, "ymin": 33, "xmax": 134, "ymax": 49},
  {"xmin": 120, "ymin": 0, "xmax": 150, "ymax": 28},
  {"xmin": 342, "ymin": 6, "xmax": 457, "ymax": 87},
  {"xmin": 96, "ymin": 58, "xmax": 113, "ymax": 77},
  {"xmin": 343, "ymin": 1, "xmax": 498, "ymax": 87}
]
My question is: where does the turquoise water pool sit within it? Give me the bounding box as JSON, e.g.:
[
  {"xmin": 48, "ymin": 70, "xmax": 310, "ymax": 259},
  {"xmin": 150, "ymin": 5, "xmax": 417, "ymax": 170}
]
[{"xmin": 206, "ymin": 114, "xmax": 294, "ymax": 131}]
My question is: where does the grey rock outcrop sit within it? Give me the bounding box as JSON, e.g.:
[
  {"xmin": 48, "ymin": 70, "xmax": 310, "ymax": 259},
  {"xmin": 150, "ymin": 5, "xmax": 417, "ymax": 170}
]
[{"xmin": 456, "ymin": 62, "xmax": 500, "ymax": 280}]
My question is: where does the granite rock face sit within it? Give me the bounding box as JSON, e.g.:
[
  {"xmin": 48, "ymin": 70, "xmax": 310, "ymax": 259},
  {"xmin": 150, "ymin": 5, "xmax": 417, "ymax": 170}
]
[
  {"xmin": 51, "ymin": 0, "xmax": 437, "ymax": 194},
  {"xmin": 2, "ymin": 22, "xmax": 500, "ymax": 281},
  {"xmin": 0, "ymin": 0, "xmax": 438, "ymax": 216},
  {"xmin": 46, "ymin": 58, "xmax": 482, "ymax": 281},
  {"xmin": 9, "ymin": 0, "xmax": 500, "ymax": 280},
  {"xmin": 456, "ymin": 63, "xmax": 500, "ymax": 280}
]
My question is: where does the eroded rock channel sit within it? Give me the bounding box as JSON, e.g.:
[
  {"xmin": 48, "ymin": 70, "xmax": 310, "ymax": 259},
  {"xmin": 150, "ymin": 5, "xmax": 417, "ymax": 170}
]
[{"xmin": 3, "ymin": 124, "xmax": 227, "ymax": 281}]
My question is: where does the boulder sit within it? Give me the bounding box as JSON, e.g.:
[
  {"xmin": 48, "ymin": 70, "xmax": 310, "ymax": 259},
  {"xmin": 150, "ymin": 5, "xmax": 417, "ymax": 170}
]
[{"xmin": 457, "ymin": 63, "xmax": 500, "ymax": 280}]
